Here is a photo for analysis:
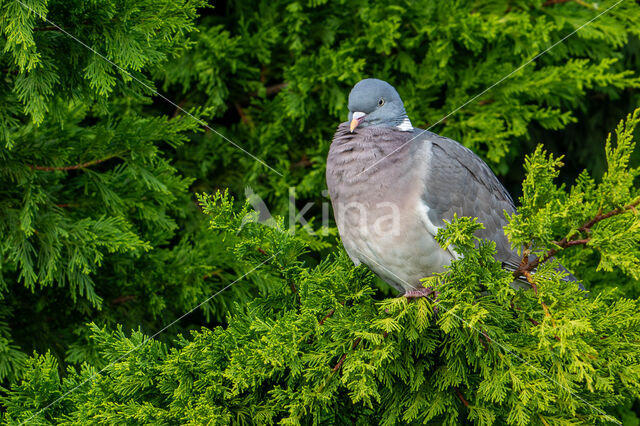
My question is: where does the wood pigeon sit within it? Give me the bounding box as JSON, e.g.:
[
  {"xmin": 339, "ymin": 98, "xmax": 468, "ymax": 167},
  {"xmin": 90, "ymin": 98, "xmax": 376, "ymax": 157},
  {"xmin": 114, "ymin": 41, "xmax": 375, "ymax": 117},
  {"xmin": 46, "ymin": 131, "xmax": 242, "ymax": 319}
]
[{"xmin": 326, "ymin": 78, "xmax": 579, "ymax": 295}]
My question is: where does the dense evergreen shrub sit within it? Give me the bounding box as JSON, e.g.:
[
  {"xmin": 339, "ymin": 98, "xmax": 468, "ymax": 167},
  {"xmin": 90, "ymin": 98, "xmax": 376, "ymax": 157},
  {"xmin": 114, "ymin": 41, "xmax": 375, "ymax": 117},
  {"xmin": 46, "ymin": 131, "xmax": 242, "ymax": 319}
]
[
  {"xmin": 4, "ymin": 111, "xmax": 640, "ymax": 424},
  {"xmin": 1, "ymin": 0, "xmax": 639, "ymax": 423}
]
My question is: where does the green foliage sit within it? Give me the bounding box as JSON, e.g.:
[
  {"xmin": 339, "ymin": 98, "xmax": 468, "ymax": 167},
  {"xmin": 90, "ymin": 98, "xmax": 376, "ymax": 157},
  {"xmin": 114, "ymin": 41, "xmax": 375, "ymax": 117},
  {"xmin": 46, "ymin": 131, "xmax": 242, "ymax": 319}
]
[
  {"xmin": 159, "ymin": 0, "xmax": 640, "ymax": 198},
  {"xmin": 5, "ymin": 143, "xmax": 640, "ymax": 422},
  {"xmin": 0, "ymin": 0, "xmax": 251, "ymax": 384},
  {"xmin": 1, "ymin": 0, "xmax": 640, "ymax": 423},
  {"xmin": 506, "ymin": 109, "xmax": 640, "ymax": 280}
]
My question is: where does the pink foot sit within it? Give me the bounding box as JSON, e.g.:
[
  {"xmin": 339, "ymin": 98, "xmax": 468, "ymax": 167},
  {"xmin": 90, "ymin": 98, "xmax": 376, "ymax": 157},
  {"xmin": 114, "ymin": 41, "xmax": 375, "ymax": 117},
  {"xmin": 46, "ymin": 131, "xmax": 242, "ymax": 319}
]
[{"xmin": 404, "ymin": 287, "xmax": 439, "ymax": 299}]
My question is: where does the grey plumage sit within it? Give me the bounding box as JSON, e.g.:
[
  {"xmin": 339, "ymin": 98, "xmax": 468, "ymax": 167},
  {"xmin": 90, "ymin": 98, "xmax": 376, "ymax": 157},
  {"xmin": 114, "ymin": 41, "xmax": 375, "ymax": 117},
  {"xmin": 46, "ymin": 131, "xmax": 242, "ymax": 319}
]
[
  {"xmin": 421, "ymin": 130, "xmax": 522, "ymax": 271},
  {"xmin": 326, "ymin": 78, "xmax": 579, "ymax": 293}
]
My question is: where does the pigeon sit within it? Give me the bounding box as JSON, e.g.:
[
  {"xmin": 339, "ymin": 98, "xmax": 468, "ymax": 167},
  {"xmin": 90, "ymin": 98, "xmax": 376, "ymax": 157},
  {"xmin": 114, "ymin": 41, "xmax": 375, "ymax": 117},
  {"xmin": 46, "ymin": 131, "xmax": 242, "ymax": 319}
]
[{"xmin": 326, "ymin": 78, "xmax": 579, "ymax": 295}]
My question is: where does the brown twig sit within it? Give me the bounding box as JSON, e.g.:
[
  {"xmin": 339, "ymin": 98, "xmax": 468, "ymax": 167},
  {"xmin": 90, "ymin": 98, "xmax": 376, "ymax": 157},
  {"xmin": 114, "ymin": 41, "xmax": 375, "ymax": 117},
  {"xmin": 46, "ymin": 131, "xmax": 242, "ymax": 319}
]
[
  {"xmin": 319, "ymin": 308, "xmax": 335, "ymax": 326},
  {"xmin": 265, "ymin": 82, "xmax": 288, "ymax": 96},
  {"xmin": 513, "ymin": 198, "xmax": 640, "ymax": 279},
  {"xmin": 291, "ymin": 154, "xmax": 313, "ymax": 169},
  {"xmin": 480, "ymin": 330, "xmax": 491, "ymax": 352},
  {"xmin": 33, "ymin": 25, "xmax": 63, "ymax": 32},
  {"xmin": 234, "ymin": 101, "xmax": 251, "ymax": 125},
  {"xmin": 30, "ymin": 153, "xmax": 126, "ymax": 172},
  {"xmin": 318, "ymin": 301, "xmax": 346, "ymax": 326},
  {"xmin": 202, "ymin": 270, "xmax": 223, "ymax": 280},
  {"xmin": 453, "ymin": 386, "xmax": 470, "ymax": 408},
  {"xmin": 523, "ymin": 270, "xmax": 537, "ymax": 294},
  {"xmin": 332, "ymin": 337, "xmax": 362, "ymax": 372},
  {"xmin": 246, "ymin": 82, "xmax": 288, "ymax": 99},
  {"xmin": 542, "ymin": 0, "xmax": 571, "ymax": 6},
  {"xmin": 332, "ymin": 353, "xmax": 347, "ymax": 372},
  {"xmin": 111, "ymin": 295, "xmax": 136, "ymax": 305},
  {"xmin": 172, "ymin": 98, "xmax": 187, "ymax": 118},
  {"xmin": 542, "ymin": 0, "xmax": 594, "ymax": 8}
]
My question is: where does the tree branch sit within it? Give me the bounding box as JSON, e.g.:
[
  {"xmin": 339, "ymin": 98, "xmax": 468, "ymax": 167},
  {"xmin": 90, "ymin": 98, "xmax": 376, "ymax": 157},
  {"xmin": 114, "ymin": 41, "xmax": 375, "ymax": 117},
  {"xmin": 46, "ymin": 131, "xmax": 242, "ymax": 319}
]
[
  {"xmin": 513, "ymin": 198, "xmax": 640, "ymax": 278},
  {"xmin": 319, "ymin": 308, "xmax": 335, "ymax": 326},
  {"xmin": 202, "ymin": 270, "xmax": 223, "ymax": 280},
  {"xmin": 111, "ymin": 295, "xmax": 136, "ymax": 305},
  {"xmin": 542, "ymin": 0, "xmax": 595, "ymax": 8},
  {"xmin": 246, "ymin": 82, "xmax": 288, "ymax": 99},
  {"xmin": 233, "ymin": 83, "xmax": 287, "ymax": 125},
  {"xmin": 29, "ymin": 152, "xmax": 126, "ymax": 172},
  {"xmin": 453, "ymin": 386, "xmax": 470, "ymax": 408},
  {"xmin": 172, "ymin": 98, "xmax": 187, "ymax": 118},
  {"xmin": 265, "ymin": 82, "xmax": 288, "ymax": 96},
  {"xmin": 542, "ymin": 0, "xmax": 571, "ymax": 6},
  {"xmin": 291, "ymin": 154, "xmax": 313, "ymax": 169},
  {"xmin": 480, "ymin": 330, "xmax": 491, "ymax": 352},
  {"xmin": 332, "ymin": 337, "xmax": 361, "ymax": 372},
  {"xmin": 234, "ymin": 101, "xmax": 251, "ymax": 125},
  {"xmin": 33, "ymin": 25, "xmax": 63, "ymax": 32}
]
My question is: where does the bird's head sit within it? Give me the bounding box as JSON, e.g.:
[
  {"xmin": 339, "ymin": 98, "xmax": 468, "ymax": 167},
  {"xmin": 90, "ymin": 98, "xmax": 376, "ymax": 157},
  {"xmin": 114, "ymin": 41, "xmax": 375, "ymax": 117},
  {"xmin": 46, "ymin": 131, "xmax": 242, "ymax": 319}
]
[{"xmin": 347, "ymin": 78, "xmax": 412, "ymax": 133}]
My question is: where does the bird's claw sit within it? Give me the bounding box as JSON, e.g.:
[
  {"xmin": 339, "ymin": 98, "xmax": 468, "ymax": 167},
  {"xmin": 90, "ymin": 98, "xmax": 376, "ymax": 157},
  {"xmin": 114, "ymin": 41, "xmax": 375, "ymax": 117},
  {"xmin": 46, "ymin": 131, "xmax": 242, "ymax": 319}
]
[{"xmin": 404, "ymin": 287, "xmax": 439, "ymax": 299}]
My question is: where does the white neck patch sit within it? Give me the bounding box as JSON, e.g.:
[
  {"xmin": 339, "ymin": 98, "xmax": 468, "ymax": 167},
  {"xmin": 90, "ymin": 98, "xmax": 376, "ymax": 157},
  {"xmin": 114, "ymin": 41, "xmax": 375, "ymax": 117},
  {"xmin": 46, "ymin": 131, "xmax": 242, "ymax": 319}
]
[{"xmin": 396, "ymin": 117, "xmax": 413, "ymax": 131}]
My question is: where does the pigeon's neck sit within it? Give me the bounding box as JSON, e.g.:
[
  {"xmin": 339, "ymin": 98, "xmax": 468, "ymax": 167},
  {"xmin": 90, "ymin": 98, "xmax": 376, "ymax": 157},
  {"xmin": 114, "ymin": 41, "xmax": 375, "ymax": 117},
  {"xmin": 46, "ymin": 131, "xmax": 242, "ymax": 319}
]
[
  {"xmin": 395, "ymin": 114, "xmax": 413, "ymax": 131},
  {"xmin": 327, "ymin": 123, "xmax": 417, "ymax": 187}
]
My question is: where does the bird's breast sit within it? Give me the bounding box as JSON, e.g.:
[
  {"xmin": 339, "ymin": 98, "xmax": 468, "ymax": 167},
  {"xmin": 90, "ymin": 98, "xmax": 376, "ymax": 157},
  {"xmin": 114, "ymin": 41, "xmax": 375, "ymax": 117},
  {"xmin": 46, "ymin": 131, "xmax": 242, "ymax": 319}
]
[
  {"xmin": 333, "ymin": 187, "xmax": 454, "ymax": 291},
  {"xmin": 326, "ymin": 133, "xmax": 453, "ymax": 290}
]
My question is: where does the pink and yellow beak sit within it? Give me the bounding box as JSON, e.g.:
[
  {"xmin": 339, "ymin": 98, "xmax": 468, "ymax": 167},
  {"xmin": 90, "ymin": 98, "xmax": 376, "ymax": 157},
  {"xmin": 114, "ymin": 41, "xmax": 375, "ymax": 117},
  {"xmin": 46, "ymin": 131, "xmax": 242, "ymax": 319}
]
[{"xmin": 350, "ymin": 111, "xmax": 366, "ymax": 132}]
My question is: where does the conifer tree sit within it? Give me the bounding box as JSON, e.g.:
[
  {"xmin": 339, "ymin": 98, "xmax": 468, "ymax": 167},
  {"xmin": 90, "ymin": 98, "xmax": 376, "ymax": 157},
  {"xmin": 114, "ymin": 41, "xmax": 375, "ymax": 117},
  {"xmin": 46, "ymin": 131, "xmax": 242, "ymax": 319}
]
[
  {"xmin": 1, "ymin": 0, "xmax": 640, "ymax": 423},
  {"xmin": 3, "ymin": 110, "xmax": 640, "ymax": 424},
  {"xmin": 0, "ymin": 0, "xmax": 243, "ymax": 382}
]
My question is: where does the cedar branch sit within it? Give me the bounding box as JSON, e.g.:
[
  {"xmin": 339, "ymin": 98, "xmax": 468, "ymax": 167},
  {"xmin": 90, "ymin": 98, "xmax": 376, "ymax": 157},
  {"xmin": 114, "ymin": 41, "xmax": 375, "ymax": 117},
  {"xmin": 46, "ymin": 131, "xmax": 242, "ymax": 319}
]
[
  {"xmin": 247, "ymin": 82, "xmax": 288, "ymax": 98},
  {"xmin": 265, "ymin": 82, "xmax": 288, "ymax": 96},
  {"xmin": 319, "ymin": 309, "xmax": 335, "ymax": 326},
  {"xmin": 542, "ymin": 0, "xmax": 571, "ymax": 6},
  {"xmin": 332, "ymin": 337, "xmax": 362, "ymax": 372},
  {"xmin": 234, "ymin": 101, "xmax": 251, "ymax": 125},
  {"xmin": 33, "ymin": 25, "xmax": 63, "ymax": 31},
  {"xmin": 453, "ymin": 386, "xmax": 470, "ymax": 408},
  {"xmin": 111, "ymin": 295, "xmax": 136, "ymax": 304},
  {"xmin": 514, "ymin": 198, "xmax": 640, "ymax": 278},
  {"xmin": 542, "ymin": 0, "xmax": 594, "ymax": 8},
  {"xmin": 30, "ymin": 152, "xmax": 126, "ymax": 172}
]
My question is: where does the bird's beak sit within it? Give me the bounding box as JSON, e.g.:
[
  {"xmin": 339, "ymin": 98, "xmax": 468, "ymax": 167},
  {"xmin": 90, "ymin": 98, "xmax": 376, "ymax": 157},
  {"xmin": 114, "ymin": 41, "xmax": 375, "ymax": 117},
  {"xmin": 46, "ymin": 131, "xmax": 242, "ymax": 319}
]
[{"xmin": 350, "ymin": 112, "xmax": 366, "ymax": 132}]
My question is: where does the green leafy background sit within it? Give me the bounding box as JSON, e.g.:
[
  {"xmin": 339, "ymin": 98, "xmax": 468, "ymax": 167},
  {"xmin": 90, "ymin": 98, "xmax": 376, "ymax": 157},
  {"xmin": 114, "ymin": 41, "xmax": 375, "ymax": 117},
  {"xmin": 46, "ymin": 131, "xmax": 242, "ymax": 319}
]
[{"xmin": 1, "ymin": 0, "xmax": 639, "ymax": 424}]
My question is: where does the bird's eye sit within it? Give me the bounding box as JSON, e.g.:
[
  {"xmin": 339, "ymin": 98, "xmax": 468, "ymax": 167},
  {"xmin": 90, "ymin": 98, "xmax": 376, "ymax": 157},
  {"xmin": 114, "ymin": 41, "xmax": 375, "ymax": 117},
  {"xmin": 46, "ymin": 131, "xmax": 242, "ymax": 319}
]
[{"xmin": 378, "ymin": 98, "xmax": 385, "ymax": 107}]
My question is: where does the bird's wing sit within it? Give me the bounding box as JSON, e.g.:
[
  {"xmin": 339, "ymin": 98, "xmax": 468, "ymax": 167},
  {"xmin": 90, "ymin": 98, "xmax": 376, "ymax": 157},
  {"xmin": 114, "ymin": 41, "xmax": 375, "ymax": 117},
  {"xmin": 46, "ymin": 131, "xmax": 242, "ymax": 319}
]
[{"xmin": 416, "ymin": 130, "xmax": 522, "ymax": 270}]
